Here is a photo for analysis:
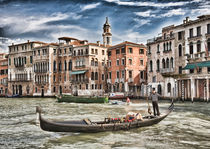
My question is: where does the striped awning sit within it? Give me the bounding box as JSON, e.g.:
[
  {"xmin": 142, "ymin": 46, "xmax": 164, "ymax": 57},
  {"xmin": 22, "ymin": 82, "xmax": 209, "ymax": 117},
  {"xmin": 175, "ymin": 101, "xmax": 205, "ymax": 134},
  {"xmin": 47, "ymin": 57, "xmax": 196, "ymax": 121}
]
[{"xmin": 70, "ymin": 70, "xmax": 86, "ymax": 75}]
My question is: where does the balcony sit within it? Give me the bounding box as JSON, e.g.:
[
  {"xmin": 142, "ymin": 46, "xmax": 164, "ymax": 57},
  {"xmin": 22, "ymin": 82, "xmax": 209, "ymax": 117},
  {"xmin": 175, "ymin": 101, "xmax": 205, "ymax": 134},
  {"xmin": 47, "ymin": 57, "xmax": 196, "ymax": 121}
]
[
  {"xmin": 8, "ymin": 79, "xmax": 32, "ymax": 82},
  {"xmin": 70, "ymin": 78, "xmax": 89, "ymax": 84},
  {"xmin": 107, "ymin": 79, "xmax": 111, "ymax": 83},
  {"xmin": 120, "ymin": 78, "xmax": 125, "ymax": 83},
  {"xmin": 188, "ymin": 35, "xmax": 202, "ymax": 41},
  {"xmin": 15, "ymin": 63, "xmax": 24, "ymax": 68},
  {"xmin": 75, "ymin": 65, "xmax": 86, "ymax": 69},
  {"xmin": 160, "ymin": 68, "xmax": 174, "ymax": 74},
  {"xmin": 140, "ymin": 79, "xmax": 146, "ymax": 84},
  {"xmin": 115, "ymin": 78, "xmax": 119, "ymax": 83},
  {"xmin": 128, "ymin": 78, "xmax": 133, "ymax": 83}
]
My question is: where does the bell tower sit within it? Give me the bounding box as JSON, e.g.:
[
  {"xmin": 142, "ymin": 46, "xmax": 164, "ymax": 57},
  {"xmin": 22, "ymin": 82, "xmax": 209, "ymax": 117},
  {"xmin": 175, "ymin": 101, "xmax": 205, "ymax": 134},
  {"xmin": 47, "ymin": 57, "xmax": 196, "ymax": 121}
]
[{"xmin": 102, "ymin": 17, "xmax": 112, "ymax": 46}]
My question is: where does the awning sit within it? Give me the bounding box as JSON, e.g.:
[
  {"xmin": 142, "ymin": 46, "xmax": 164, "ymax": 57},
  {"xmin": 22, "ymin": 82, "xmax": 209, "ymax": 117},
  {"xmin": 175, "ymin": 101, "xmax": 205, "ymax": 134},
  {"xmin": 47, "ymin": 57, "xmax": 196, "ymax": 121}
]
[
  {"xmin": 70, "ymin": 70, "xmax": 86, "ymax": 75},
  {"xmin": 183, "ymin": 61, "xmax": 210, "ymax": 70},
  {"xmin": 182, "ymin": 63, "xmax": 196, "ymax": 70}
]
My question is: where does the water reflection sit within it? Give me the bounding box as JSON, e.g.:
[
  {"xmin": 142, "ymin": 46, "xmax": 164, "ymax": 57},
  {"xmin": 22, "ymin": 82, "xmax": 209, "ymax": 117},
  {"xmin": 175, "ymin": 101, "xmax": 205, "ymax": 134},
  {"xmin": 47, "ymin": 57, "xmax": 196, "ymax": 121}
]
[{"xmin": 0, "ymin": 98, "xmax": 209, "ymax": 149}]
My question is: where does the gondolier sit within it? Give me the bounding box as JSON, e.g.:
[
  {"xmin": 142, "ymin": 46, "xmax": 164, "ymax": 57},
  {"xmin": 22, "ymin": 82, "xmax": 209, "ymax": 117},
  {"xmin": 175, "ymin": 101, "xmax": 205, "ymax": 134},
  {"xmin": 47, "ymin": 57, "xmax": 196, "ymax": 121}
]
[{"xmin": 149, "ymin": 88, "xmax": 161, "ymax": 116}]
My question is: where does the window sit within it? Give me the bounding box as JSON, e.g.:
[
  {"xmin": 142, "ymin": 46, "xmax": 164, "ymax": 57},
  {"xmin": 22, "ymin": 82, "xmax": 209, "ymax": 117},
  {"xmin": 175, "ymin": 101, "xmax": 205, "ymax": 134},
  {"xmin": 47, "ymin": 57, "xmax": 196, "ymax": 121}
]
[
  {"xmin": 197, "ymin": 26, "xmax": 201, "ymax": 36},
  {"xmin": 157, "ymin": 45, "xmax": 160, "ymax": 53},
  {"xmin": 163, "ymin": 43, "xmax": 166, "ymax": 51},
  {"xmin": 152, "ymin": 76, "xmax": 156, "ymax": 82},
  {"xmin": 148, "ymin": 46, "xmax": 151, "ymax": 54},
  {"xmin": 156, "ymin": 59, "xmax": 160, "ymax": 72},
  {"xmin": 166, "ymin": 58, "xmax": 169, "ymax": 68},
  {"xmin": 30, "ymin": 56, "xmax": 33, "ymax": 64},
  {"xmin": 208, "ymin": 38, "xmax": 210, "ymax": 51},
  {"xmin": 189, "ymin": 42, "xmax": 193, "ymax": 54},
  {"xmin": 95, "ymin": 72, "xmax": 98, "ymax": 80},
  {"xmin": 102, "ymin": 50, "xmax": 105, "ymax": 55},
  {"xmin": 9, "ymin": 58, "xmax": 11, "ymax": 65},
  {"xmin": 178, "ymin": 31, "xmax": 182, "ymax": 40},
  {"xmin": 73, "ymin": 51, "xmax": 76, "ymax": 56},
  {"xmin": 38, "ymin": 50, "xmax": 40, "ymax": 56},
  {"xmin": 91, "ymin": 49, "xmax": 94, "ymax": 54},
  {"xmin": 59, "ymin": 49, "xmax": 62, "ymax": 55},
  {"xmin": 92, "ymin": 84, "xmax": 94, "ymax": 90},
  {"xmin": 189, "ymin": 28, "xmax": 193, "ymax": 38},
  {"xmin": 102, "ymin": 74, "xmax": 104, "ymax": 80},
  {"xmin": 121, "ymin": 47, "xmax": 125, "ymax": 53},
  {"xmin": 140, "ymin": 71, "xmax": 144, "ymax": 79},
  {"xmin": 95, "ymin": 49, "xmax": 98, "ymax": 55},
  {"xmin": 108, "ymin": 51, "xmax": 111, "ymax": 56},
  {"xmin": 109, "ymin": 61, "xmax": 111, "ymax": 67},
  {"xmin": 109, "ymin": 72, "xmax": 112, "ymax": 79},
  {"xmin": 149, "ymin": 60, "xmax": 153, "ymax": 72},
  {"xmin": 179, "ymin": 66, "xmax": 182, "ymax": 74},
  {"xmin": 116, "ymin": 59, "xmax": 120, "ymax": 66},
  {"xmin": 197, "ymin": 40, "xmax": 201, "ymax": 53},
  {"xmin": 128, "ymin": 48, "xmax": 133, "ymax": 53},
  {"xmin": 95, "ymin": 60, "xmax": 98, "ymax": 66},
  {"xmin": 121, "ymin": 70, "xmax": 125, "ymax": 78},
  {"xmin": 129, "ymin": 59, "xmax": 132, "ymax": 65},
  {"xmin": 140, "ymin": 60, "xmax": 143, "ymax": 66},
  {"xmin": 190, "ymin": 69, "xmax": 194, "ymax": 74},
  {"xmin": 86, "ymin": 84, "xmax": 88, "ymax": 89},
  {"xmin": 95, "ymin": 84, "xmax": 97, "ymax": 90},
  {"xmin": 68, "ymin": 60, "xmax": 72, "ymax": 71},
  {"xmin": 170, "ymin": 57, "xmax": 173, "ymax": 68},
  {"xmin": 179, "ymin": 44, "xmax": 182, "ymax": 56},
  {"xmin": 116, "ymin": 71, "xmax": 120, "ymax": 78},
  {"xmin": 207, "ymin": 24, "xmax": 210, "ymax": 34},
  {"xmin": 91, "ymin": 59, "xmax": 94, "ymax": 66},
  {"xmin": 58, "ymin": 61, "xmax": 62, "ymax": 71},
  {"xmin": 129, "ymin": 71, "xmax": 132, "ymax": 78},
  {"xmin": 64, "ymin": 60, "xmax": 67, "ymax": 71},
  {"xmin": 139, "ymin": 48, "xmax": 144, "ymax": 54},
  {"xmin": 167, "ymin": 83, "xmax": 171, "ymax": 93},
  {"xmin": 116, "ymin": 49, "xmax": 120, "ymax": 54},
  {"xmin": 208, "ymin": 67, "xmax": 210, "ymax": 73},
  {"xmin": 35, "ymin": 87, "xmax": 37, "ymax": 93},
  {"xmin": 164, "ymin": 33, "xmax": 166, "ymax": 39},
  {"xmin": 197, "ymin": 67, "xmax": 202, "ymax": 73},
  {"xmin": 91, "ymin": 72, "xmax": 94, "ymax": 80},
  {"xmin": 78, "ymin": 50, "xmax": 80, "ymax": 55},
  {"xmin": 121, "ymin": 58, "xmax": 125, "ymax": 65},
  {"xmin": 85, "ymin": 48, "xmax": 88, "ymax": 54},
  {"xmin": 169, "ymin": 42, "xmax": 172, "ymax": 50}
]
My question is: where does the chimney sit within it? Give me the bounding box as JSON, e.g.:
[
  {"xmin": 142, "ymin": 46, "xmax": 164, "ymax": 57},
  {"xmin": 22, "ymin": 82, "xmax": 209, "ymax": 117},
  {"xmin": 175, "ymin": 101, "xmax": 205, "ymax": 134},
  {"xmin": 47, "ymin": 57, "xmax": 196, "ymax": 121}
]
[
  {"xmin": 27, "ymin": 40, "xmax": 30, "ymax": 43},
  {"xmin": 183, "ymin": 20, "xmax": 186, "ymax": 24},
  {"xmin": 186, "ymin": 17, "xmax": 189, "ymax": 22},
  {"xmin": 97, "ymin": 41, "xmax": 100, "ymax": 46}
]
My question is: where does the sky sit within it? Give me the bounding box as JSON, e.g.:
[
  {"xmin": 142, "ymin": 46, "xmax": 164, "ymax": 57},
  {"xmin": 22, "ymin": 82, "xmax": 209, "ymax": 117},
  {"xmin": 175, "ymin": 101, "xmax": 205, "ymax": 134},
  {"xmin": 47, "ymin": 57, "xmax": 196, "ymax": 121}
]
[{"xmin": 0, "ymin": 0, "xmax": 210, "ymax": 52}]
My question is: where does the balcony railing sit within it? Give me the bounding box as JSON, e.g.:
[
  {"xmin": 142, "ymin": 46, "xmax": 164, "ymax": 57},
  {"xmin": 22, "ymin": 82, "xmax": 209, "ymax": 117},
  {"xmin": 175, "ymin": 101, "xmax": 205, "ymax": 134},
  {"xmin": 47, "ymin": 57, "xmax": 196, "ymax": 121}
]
[
  {"xmin": 8, "ymin": 79, "xmax": 32, "ymax": 82},
  {"xmin": 120, "ymin": 78, "xmax": 124, "ymax": 83},
  {"xmin": 115, "ymin": 78, "xmax": 119, "ymax": 83},
  {"xmin": 75, "ymin": 65, "xmax": 86, "ymax": 68},
  {"xmin": 107, "ymin": 79, "xmax": 111, "ymax": 83},
  {"xmin": 15, "ymin": 63, "xmax": 24, "ymax": 67},
  {"xmin": 128, "ymin": 78, "xmax": 133, "ymax": 83},
  {"xmin": 70, "ymin": 78, "xmax": 89, "ymax": 83},
  {"xmin": 160, "ymin": 68, "xmax": 174, "ymax": 74}
]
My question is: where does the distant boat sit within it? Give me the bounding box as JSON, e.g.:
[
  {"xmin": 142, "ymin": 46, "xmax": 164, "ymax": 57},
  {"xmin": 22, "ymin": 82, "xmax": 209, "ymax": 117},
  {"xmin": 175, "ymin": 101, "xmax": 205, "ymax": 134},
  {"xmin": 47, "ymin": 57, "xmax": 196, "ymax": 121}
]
[
  {"xmin": 56, "ymin": 94, "xmax": 109, "ymax": 103},
  {"xmin": 36, "ymin": 102, "xmax": 174, "ymax": 133},
  {"xmin": 7, "ymin": 94, "xmax": 20, "ymax": 98}
]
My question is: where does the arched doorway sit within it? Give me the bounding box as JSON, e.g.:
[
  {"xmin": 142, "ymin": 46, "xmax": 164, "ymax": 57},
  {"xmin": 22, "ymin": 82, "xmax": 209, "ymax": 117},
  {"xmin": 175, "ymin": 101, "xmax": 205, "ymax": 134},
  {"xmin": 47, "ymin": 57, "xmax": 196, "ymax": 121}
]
[
  {"xmin": 41, "ymin": 86, "xmax": 44, "ymax": 97},
  {"xmin": 19, "ymin": 85, "xmax": 22, "ymax": 96}
]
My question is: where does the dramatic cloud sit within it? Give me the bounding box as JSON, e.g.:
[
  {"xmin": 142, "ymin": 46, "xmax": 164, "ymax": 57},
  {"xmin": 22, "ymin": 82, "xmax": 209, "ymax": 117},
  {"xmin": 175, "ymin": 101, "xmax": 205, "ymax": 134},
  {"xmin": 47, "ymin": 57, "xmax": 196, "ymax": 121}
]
[{"xmin": 0, "ymin": 0, "xmax": 208, "ymax": 52}]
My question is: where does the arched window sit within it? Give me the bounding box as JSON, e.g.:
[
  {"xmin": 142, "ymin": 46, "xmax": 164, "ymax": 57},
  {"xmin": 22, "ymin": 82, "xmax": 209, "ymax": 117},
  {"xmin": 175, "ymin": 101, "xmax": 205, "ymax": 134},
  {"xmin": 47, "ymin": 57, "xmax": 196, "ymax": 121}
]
[
  {"xmin": 167, "ymin": 83, "xmax": 171, "ymax": 93},
  {"xmin": 95, "ymin": 59, "xmax": 98, "ymax": 66},
  {"xmin": 157, "ymin": 44, "xmax": 160, "ymax": 53},
  {"xmin": 91, "ymin": 59, "xmax": 94, "ymax": 66},
  {"xmin": 167, "ymin": 42, "xmax": 169, "ymax": 51},
  {"xmin": 64, "ymin": 60, "xmax": 67, "ymax": 71},
  {"xmin": 156, "ymin": 59, "xmax": 160, "ymax": 72},
  {"xmin": 59, "ymin": 61, "xmax": 62, "ymax": 71},
  {"xmin": 53, "ymin": 61, "xmax": 56, "ymax": 71},
  {"xmin": 166, "ymin": 58, "xmax": 169, "ymax": 68},
  {"xmin": 163, "ymin": 43, "xmax": 166, "ymax": 51},
  {"xmin": 68, "ymin": 60, "xmax": 72, "ymax": 71},
  {"xmin": 170, "ymin": 57, "xmax": 173, "ymax": 68},
  {"xmin": 91, "ymin": 72, "xmax": 94, "ymax": 80},
  {"xmin": 197, "ymin": 40, "xmax": 201, "ymax": 53},
  {"xmin": 158, "ymin": 84, "xmax": 162, "ymax": 95},
  {"xmin": 169, "ymin": 42, "xmax": 172, "ymax": 50},
  {"xmin": 190, "ymin": 42, "xmax": 193, "ymax": 54},
  {"xmin": 162, "ymin": 59, "xmax": 165, "ymax": 69},
  {"xmin": 95, "ymin": 72, "xmax": 98, "ymax": 80},
  {"xmin": 179, "ymin": 44, "xmax": 182, "ymax": 56},
  {"xmin": 149, "ymin": 60, "xmax": 153, "ymax": 72}
]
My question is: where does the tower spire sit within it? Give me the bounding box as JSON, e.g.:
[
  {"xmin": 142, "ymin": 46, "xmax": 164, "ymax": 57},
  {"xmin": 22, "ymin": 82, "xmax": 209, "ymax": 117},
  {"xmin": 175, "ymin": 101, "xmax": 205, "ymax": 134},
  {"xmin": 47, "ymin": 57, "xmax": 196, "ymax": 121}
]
[{"xmin": 102, "ymin": 17, "xmax": 112, "ymax": 46}]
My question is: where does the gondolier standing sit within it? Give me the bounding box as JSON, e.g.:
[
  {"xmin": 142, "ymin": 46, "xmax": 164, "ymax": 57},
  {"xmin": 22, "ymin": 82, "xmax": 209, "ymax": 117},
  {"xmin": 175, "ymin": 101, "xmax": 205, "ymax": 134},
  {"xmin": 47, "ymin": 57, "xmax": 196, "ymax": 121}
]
[{"xmin": 149, "ymin": 88, "xmax": 161, "ymax": 116}]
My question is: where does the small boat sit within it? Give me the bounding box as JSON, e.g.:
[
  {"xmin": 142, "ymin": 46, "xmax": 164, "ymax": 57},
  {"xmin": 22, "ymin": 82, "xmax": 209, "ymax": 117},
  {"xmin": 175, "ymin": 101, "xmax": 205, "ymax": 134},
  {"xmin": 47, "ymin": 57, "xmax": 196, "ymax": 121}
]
[
  {"xmin": 56, "ymin": 94, "xmax": 109, "ymax": 103},
  {"xmin": 36, "ymin": 102, "xmax": 174, "ymax": 133},
  {"xmin": 7, "ymin": 94, "xmax": 20, "ymax": 98}
]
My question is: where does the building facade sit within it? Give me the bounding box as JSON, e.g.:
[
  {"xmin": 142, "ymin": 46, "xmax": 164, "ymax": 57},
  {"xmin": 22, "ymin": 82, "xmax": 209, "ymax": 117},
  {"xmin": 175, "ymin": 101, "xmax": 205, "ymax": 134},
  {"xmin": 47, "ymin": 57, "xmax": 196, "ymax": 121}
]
[
  {"xmin": 107, "ymin": 41, "xmax": 147, "ymax": 96},
  {"xmin": 8, "ymin": 41, "xmax": 45, "ymax": 96},
  {"xmin": 0, "ymin": 53, "xmax": 8, "ymax": 96},
  {"xmin": 147, "ymin": 15, "xmax": 210, "ymax": 101}
]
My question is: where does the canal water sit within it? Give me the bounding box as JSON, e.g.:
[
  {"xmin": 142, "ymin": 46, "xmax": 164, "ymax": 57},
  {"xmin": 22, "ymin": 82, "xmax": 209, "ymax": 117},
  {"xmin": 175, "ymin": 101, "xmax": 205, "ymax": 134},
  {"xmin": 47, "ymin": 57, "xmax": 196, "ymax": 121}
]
[{"xmin": 0, "ymin": 98, "xmax": 209, "ymax": 149}]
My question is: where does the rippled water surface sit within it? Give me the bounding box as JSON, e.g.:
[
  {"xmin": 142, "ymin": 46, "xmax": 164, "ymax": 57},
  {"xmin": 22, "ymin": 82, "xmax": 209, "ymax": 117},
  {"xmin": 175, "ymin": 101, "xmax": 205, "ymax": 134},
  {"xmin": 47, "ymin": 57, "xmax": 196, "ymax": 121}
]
[{"xmin": 0, "ymin": 98, "xmax": 210, "ymax": 149}]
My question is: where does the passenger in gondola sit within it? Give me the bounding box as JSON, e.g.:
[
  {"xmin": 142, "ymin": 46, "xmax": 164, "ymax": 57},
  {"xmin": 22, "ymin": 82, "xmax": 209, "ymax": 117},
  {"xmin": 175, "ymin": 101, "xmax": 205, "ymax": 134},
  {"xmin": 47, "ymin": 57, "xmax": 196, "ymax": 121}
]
[
  {"xmin": 125, "ymin": 112, "xmax": 143, "ymax": 122},
  {"xmin": 149, "ymin": 88, "xmax": 161, "ymax": 116}
]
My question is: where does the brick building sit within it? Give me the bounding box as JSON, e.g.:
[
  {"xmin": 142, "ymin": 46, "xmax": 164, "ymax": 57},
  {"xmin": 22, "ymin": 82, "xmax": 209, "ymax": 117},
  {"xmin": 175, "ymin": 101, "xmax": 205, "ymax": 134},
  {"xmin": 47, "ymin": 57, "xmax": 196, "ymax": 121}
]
[
  {"xmin": 107, "ymin": 41, "xmax": 147, "ymax": 96},
  {"xmin": 0, "ymin": 53, "xmax": 8, "ymax": 96}
]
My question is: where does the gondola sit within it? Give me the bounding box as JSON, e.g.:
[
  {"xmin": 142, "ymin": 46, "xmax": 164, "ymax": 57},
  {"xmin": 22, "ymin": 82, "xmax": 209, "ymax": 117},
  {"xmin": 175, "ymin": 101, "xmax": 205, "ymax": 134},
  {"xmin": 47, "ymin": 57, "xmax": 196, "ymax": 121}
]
[{"xmin": 36, "ymin": 102, "xmax": 174, "ymax": 133}]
